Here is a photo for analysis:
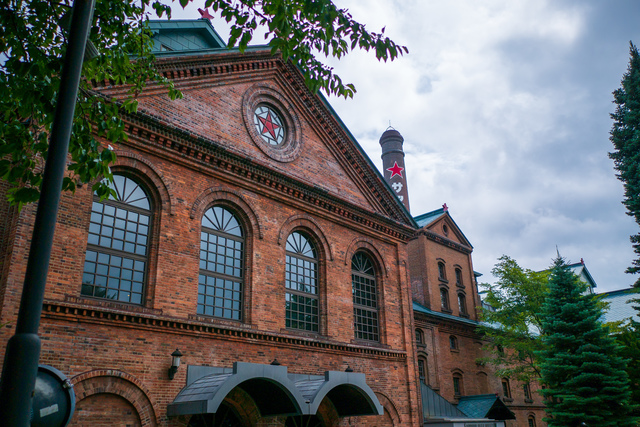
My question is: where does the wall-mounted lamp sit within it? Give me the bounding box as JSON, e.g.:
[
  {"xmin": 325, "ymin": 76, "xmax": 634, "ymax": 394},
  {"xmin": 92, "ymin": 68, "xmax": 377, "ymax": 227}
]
[{"xmin": 168, "ymin": 349, "xmax": 183, "ymax": 380}]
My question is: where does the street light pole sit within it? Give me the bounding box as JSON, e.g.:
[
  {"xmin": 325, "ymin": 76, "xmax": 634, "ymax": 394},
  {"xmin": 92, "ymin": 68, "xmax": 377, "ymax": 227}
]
[{"xmin": 0, "ymin": 0, "xmax": 95, "ymax": 424}]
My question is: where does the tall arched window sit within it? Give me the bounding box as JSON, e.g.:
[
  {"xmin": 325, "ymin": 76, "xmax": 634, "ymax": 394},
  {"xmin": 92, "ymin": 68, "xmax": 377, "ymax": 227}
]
[
  {"xmin": 438, "ymin": 261, "xmax": 447, "ymax": 281},
  {"xmin": 440, "ymin": 288, "xmax": 450, "ymax": 310},
  {"xmin": 198, "ymin": 206, "xmax": 244, "ymax": 320},
  {"xmin": 528, "ymin": 415, "xmax": 536, "ymax": 427},
  {"xmin": 502, "ymin": 378, "xmax": 511, "ymax": 399},
  {"xmin": 452, "ymin": 372, "xmax": 463, "ymax": 397},
  {"xmin": 417, "ymin": 357, "xmax": 428, "ymax": 384},
  {"xmin": 285, "ymin": 231, "xmax": 319, "ymax": 332},
  {"xmin": 458, "ymin": 293, "xmax": 467, "ymax": 315},
  {"xmin": 82, "ymin": 175, "xmax": 151, "ymax": 305},
  {"xmin": 352, "ymin": 251, "xmax": 379, "ymax": 341}
]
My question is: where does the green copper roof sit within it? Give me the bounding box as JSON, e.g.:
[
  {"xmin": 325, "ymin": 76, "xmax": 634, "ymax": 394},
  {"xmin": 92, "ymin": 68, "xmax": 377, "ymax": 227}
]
[
  {"xmin": 457, "ymin": 394, "xmax": 515, "ymax": 420},
  {"xmin": 147, "ymin": 19, "xmax": 227, "ymax": 53},
  {"xmin": 414, "ymin": 208, "xmax": 445, "ymax": 228}
]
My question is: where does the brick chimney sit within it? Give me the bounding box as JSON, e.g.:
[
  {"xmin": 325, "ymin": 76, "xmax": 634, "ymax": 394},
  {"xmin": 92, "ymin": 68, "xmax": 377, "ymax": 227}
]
[{"xmin": 379, "ymin": 128, "xmax": 410, "ymax": 212}]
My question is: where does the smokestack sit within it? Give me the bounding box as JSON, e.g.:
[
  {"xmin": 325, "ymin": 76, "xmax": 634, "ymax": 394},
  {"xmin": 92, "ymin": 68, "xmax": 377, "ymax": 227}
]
[{"xmin": 379, "ymin": 128, "xmax": 410, "ymax": 212}]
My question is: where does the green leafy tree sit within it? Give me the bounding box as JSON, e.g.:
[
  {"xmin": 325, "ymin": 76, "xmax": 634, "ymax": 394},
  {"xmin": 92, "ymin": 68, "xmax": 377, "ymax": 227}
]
[
  {"xmin": 1, "ymin": 0, "xmax": 407, "ymax": 207},
  {"xmin": 478, "ymin": 255, "xmax": 549, "ymax": 382},
  {"xmin": 539, "ymin": 256, "xmax": 636, "ymax": 427},
  {"xmin": 610, "ymin": 42, "xmax": 640, "ymax": 287}
]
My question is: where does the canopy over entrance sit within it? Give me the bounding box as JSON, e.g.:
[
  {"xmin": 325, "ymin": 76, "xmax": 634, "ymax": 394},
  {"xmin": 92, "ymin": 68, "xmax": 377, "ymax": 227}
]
[{"xmin": 167, "ymin": 362, "xmax": 383, "ymax": 419}]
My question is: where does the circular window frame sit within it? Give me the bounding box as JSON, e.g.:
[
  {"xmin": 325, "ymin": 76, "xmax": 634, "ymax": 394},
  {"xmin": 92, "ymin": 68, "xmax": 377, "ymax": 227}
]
[{"xmin": 243, "ymin": 84, "xmax": 302, "ymax": 163}]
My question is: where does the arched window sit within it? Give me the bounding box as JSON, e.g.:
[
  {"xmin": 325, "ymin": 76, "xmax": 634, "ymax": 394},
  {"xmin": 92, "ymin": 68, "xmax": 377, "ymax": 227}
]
[
  {"xmin": 455, "ymin": 267, "xmax": 463, "ymax": 287},
  {"xmin": 285, "ymin": 231, "xmax": 319, "ymax": 332},
  {"xmin": 417, "ymin": 357, "xmax": 428, "ymax": 384},
  {"xmin": 452, "ymin": 372, "xmax": 463, "ymax": 397},
  {"xmin": 352, "ymin": 251, "xmax": 379, "ymax": 341},
  {"xmin": 458, "ymin": 293, "xmax": 467, "ymax": 315},
  {"xmin": 198, "ymin": 206, "xmax": 244, "ymax": 320},
  {"xmin": 501, "ymin": 378, "xmax": 511, "ymax": 399},
  {"xmin": 82, "ymin": 175, "xmax": 151, "ymax": 305},
  {"xmin": 528, "ymin": 415, "xmax": 536, "ymax": 427},
  {"xmin": 449, "ymin": 335, "xmax": 458, "ymax": 350},
  {"xmin": 440, "ymin": 288, "xmax": 450, "ymax": 310},
  {"xmin": 415, "ymin": 328, "xmax": 424, "ymax": 345},
  {"xmin": 438, "ymin": 261, "xmax": 447, "ymax": 281}
]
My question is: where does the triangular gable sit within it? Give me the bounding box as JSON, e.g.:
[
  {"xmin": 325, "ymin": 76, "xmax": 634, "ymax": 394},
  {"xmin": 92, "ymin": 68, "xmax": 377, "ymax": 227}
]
[
  {"xmin": 414, "ymin": 208, "xmax": 472, "ymax": 248},
  {"xmin": 102, "ymin": 20, "xmax": 415, "ymax": 229},
  {"xmin": 567, "ymin": 262, "xmax": 597, "ymax": 290},
  {"xmin": 457, "ymin": 394, "xmax": 516, "ymax": 420},
  {"xmin": 148, "ymin": 19, "xmax": 226, "ymax": 52}
]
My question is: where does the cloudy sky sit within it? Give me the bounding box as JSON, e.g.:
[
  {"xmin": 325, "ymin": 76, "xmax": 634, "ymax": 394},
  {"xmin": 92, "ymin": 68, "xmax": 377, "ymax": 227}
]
[{"xmin": 170, "ymin": 1, "xmax": 640, "ymax": 293}]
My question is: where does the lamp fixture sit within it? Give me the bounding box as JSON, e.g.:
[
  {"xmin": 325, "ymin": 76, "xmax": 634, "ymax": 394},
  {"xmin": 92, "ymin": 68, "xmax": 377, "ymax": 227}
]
[{"xmin": 168, "ymin": 349, "xmax": 183, "ymax": 380}]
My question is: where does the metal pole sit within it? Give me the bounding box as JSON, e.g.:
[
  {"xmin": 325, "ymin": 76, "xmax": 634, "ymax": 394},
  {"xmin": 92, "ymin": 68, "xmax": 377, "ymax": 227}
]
[{"xmin": 0, "ymin": 0, "xmax": 95, "ymax": 424}]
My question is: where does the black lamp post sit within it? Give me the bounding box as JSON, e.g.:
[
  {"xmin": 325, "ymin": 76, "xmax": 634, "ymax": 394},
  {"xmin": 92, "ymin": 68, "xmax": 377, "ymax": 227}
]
[{"xmin": 168, "ymin": 349, "xmax": 183, "ymax": 380}]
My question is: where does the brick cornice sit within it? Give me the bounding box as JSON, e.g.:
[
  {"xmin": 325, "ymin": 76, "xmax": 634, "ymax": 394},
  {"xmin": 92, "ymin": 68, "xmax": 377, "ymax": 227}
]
[
  {"xmin": 43, "ymin": 299, "xmax": 407, "ymax": 361},
  {"xmin": 119, "ymin": 110, "xmax": 416, "ymax": 242}
]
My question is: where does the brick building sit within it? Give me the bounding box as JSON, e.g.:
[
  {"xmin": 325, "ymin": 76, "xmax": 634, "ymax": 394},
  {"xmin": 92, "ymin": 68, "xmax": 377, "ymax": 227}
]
[
  {"xmin": 0, "ymin": 17, "xmax": 551, "ymax": 427},
  {"xmin": 0, "ymin": 19, "xmax": 421, "ymax": 427}
]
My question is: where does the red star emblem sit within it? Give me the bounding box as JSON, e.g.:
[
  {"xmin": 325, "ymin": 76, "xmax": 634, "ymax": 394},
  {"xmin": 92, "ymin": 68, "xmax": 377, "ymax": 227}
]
[
  {"xmin": 258, "ymin": 111, "xmax": 280, "ymax": 139},
  {"xmin": 387, "ymin": 161, "xmax": 404, "ymax": 178},
  {"xmin": 198, "ymin": 8, "xmax": 214, "ymax": 20}
]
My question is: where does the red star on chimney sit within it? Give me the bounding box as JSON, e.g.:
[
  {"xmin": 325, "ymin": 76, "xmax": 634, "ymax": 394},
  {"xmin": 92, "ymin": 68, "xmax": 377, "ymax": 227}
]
[
  {"xmin": 387, "ymin": 161, "xmax": 404, "ymax": 178},
  {"xmin": 442, "ymin": 203, "xmax": 448, "ymax": 212},
  {"xmin": 198, "ymin": 7, "xmax": 214, "ymax": 20}
]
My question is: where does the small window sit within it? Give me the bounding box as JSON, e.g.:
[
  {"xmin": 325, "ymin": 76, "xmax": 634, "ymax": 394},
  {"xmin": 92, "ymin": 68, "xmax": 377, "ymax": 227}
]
[
  {"xmin": 502, "ymin": 378, "xmax": 511, "ymax": 398},
  {"xmin": 458, "ymin": 293, "xmax": 467, "ymax": 315},
  {"xmin": 440, "ymin": 288, "xmax": 450, "ymax": 311},
  {"xmin": 418, "ymin": 357, "xmax": 428, "ymax": 384},
  {"xmin": 524, "ymin": 383, "xmax": 532, "ymax": 400},
  {"xmin": 415, "ymin": 328, "xmax": 424, "ymax": 345},
  {"xmin": 455, "ymin": 268, "xmax": 463, "ymax": 286},
  {"xmin": 453, "ymin": 373, "xmax": 463, "ymax": 397},
  {"xmin": 438, "ymin": 261, "xmax": 447, "ymax": 281},
  {"xmin": 528, "ymin": 416, "xmax": 536, "ymax": 427},
  {"xmin": 449, "ymin": 335, "xmax": 458, "ymax": 350}
]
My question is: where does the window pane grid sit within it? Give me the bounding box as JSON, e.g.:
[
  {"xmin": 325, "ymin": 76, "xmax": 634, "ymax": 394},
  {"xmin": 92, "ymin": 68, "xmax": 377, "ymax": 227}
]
[
  {"xmin": 197, "ymin": 274, "xmax": 242, "ymax": 320},
  {"xmin": 88, "ymin": 202, "xmax": 149, "ymax": 256},
  {"xmin": 82, "ymin": 251, "xmax": 145, "ymax": 304},
  {"xmin": 198, "ymin": 206, "xmax": 244, "ymax": 321},
  {"xmin": 352, "ymin": 273, "xmax": 377, "ymax": 308},
  {"xmin": 285, "ymin": 293, "xmax": 319, "ymax": 332},
  {"xmin": 285, "ymin": 232, "xmax": 319, "ymax": 332},
  {"xmin": 353, "ymin": 307, "xmax": 379, "ymax": 341}
]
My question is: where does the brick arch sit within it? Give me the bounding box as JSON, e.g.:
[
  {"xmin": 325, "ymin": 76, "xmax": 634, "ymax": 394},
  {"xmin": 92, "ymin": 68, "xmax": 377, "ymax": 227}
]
[
  {"xmin": 71, "ymin": 370, "xmax": 158, "ymax": 427},
  {"xmin": 375, "ymin": 392, "xmax": 401, "ymax": 426},
  {"xmin": 344, "ymin": 238, "xmax": 389, "ymax": 278},
  {"xmin": 190, "ymin": 187, "xmax": 263, "ymax": 239},
  {"xmin": 277, "ymin": 214, "xmax": 333, "ymax": 261},
  {"xmin": 113, "ymin": 150, "xmax": 176, "ymax": 216}
]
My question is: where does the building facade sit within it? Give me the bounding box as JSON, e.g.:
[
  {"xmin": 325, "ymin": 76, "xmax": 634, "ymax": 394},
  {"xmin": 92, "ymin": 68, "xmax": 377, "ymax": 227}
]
[{"xmin": 0, "ymin": 20, "xmax": 421, "ymax": 427}]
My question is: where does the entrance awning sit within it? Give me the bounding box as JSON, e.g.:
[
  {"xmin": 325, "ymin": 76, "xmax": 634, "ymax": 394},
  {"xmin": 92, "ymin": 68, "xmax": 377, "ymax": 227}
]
[{"xmin": 167, "ymin": 362, "xmax": 383, "ymax": 418}]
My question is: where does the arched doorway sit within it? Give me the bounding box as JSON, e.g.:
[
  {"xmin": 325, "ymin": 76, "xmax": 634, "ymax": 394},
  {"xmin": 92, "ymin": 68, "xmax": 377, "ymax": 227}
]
[
  {"xmin": 285, "ymin": 415, "xmax": 324, "ymax": 427},
  {"xmin": 188, "ymin": 403, "xmax": 245, "ymax": 427}
]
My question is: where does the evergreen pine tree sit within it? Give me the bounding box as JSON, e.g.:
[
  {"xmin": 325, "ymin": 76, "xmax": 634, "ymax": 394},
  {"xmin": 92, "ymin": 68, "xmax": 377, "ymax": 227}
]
[
  {"xmin": 610, "ymin": 42, "xmax": 640, "ymax": 287},
  {"xmin": 539, "ymin": 256, "xmax": 636, "ymax": 427}
]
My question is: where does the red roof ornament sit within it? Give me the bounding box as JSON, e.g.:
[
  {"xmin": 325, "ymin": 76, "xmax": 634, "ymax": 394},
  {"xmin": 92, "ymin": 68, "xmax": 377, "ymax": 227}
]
[
  {"xmin": 442, "ymin": 203, "xmax": 448, "ymax": 212},
  {"xmin": 581, "ymin": 258, "xmax": 584, "ymax": 265},
  {"xmin": 387, "ymin": 161, "xmax": 404, "ymax": 179},
  {"xmin": 198, "ymin": 7, "xmax": 214, "ymax": 20}
]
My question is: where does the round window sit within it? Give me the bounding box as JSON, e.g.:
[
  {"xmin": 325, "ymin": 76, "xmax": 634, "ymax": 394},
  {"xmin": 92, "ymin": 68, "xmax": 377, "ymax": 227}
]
[{"xmin": 253, "ymin": 104, "xmax": 286, "ymax": 146}]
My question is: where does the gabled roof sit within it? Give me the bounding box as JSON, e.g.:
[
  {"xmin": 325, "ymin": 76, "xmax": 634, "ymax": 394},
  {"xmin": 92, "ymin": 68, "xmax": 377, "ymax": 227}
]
[
  {"xmin": 414, "ymin": 208, "xmax": 473, "ymax": 249},
  {"xmin": 567, "ymin": 261, "xmax": 597, "ymax": 290},
  {"xmin": 128, "ymin": 19, "xmax": 417, "ymax": 231},
  {"xmin": 599, "ymin": 288, "xmax": 640, "ymax": 325},
  {"xmin": 457, "ymin": 394, "xmax": 516, "ymax": 420},
  {"xmin": 413, "ymin": 302, "xmax": 482, "ymax": 328}
]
